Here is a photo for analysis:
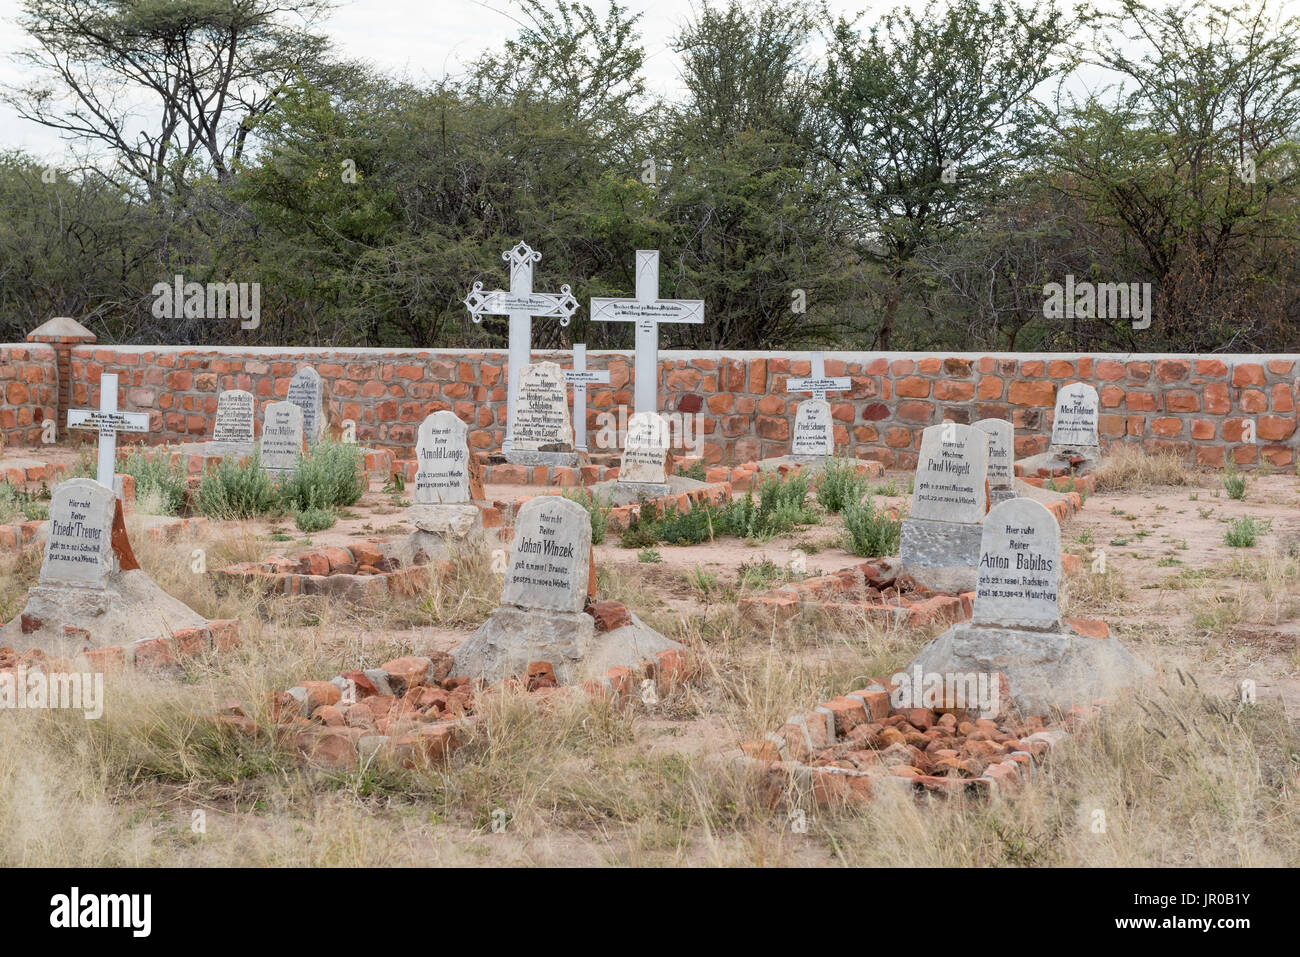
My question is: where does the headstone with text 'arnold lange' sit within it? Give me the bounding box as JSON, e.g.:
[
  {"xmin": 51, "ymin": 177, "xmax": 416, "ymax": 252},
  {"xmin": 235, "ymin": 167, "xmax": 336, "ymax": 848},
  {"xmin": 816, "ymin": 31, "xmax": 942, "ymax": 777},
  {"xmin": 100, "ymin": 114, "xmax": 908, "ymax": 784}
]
[
  {"xmin": 907, "ymin": 496, "xmax": 1148, "ymax": 713},
  {"xmin": 898, "ymin": 422, "xmax": 990, "ymax": 593},
  {"xmin": 407, "ymin": 410, "xmax": 487, "ymax": 547}
]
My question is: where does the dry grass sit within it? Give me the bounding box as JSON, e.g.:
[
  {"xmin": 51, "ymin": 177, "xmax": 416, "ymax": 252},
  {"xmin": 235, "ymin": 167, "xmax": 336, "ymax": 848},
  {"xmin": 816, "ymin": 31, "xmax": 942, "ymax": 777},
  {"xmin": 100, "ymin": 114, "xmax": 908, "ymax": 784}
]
[{"xmin": 1093, "ymin": 444, "xmax": 1197, "ymax": 491}]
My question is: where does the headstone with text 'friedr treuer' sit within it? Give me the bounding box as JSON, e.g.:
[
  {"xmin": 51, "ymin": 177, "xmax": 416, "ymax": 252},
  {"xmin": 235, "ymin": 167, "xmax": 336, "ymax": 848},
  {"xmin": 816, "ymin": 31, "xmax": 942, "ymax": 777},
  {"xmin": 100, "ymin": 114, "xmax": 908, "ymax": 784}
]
[
  {"xmin": 898, "ymin": 422, "xmax": 990, "ymax": 593},
  {"xmin": 907, "ymin": 497, "xmax": 1148, "ymax": 713}
]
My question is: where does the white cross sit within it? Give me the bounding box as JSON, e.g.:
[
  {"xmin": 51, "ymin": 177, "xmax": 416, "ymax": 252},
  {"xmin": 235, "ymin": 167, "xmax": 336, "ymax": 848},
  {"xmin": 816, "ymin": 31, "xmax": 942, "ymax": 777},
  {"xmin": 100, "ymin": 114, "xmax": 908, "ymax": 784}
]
[
  {"xmin": 465, "ymin": 241, "xmax": 579, "ymax": 453},
  {"xmin": 67, "ymin": 373, "xmax": 150, "ymax": 489},
  {"xmin": 591, "ymin": 250, "xmax": 704, "ymax": 416},
  {"xmin": 563, "ymin": 344, "xmax": 610, "ymax": 453},
  {"xmin": 786, "ymin": 352, "xmax": 851, "ymax": 402}
]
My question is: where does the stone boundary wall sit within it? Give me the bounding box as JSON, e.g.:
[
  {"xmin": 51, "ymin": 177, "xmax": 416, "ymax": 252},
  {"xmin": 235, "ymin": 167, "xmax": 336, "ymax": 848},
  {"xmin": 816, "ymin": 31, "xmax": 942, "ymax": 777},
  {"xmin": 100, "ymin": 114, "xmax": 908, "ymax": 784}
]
[{"xmin": 1, "ymin": 344, "xmax": 1296, "ymax": 469}]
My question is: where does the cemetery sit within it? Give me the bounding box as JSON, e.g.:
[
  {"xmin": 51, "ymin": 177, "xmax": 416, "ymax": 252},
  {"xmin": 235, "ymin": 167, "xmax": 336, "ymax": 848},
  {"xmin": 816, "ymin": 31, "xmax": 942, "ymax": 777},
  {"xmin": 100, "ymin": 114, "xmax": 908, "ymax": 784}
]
[{"xmin": 0, "ymin": 0, "xmax": 1296, "ymax": 881}]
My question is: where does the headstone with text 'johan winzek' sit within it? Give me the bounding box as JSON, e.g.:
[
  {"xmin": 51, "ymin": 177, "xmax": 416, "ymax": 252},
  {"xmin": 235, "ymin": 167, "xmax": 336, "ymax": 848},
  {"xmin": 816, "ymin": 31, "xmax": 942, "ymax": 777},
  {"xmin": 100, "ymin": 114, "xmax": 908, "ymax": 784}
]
[
  {"xmin": 898, "ymin": 422, "xmax": 990, "ymax": 593},
  {"xmin": 451, "ymin": 496, "xmax": 682, "ymax": 683},
  {"xmin": 907, "ymin": 497, "xmax": 1147, "ymax": 713},
  {"xmin": 1, "ymin": 478, "xmax": 212, "ymax": 656},
  {"xmin": 975, "ymin": 418, "xmax": 1015, "ymax": 505}
]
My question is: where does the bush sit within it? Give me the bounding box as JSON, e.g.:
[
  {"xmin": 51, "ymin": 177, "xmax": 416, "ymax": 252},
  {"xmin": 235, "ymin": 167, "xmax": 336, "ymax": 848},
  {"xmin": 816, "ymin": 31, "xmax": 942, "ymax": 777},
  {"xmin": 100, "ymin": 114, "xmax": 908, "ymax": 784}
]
[
  {"xmin": 675, "ymin": 460, "xmax": 707, "ymax": 480},
  {"xmin": 118, "ymin": 447, "xmax": 187, "ymax": 515},
  {"xmin": 279, "ymin": 440, "xmax": 366, "ymax": 511},
  {"xmin": 0, "ymin": 482, "xmax": 47, "ymax": 523},
  {"xmin": 815, "ymin": 456, "xmax": 870, "ymax": 513},
  {"xmin": 842, "ymin": 495, "xmax": 902, "ymax": 557},
  {"xmin": 294, "ymin": 507, "xmax": 337, "ymax": 532},
  {"xmin": 563, "ymin": 488, "xmax": 613, "ymax": 545},
  {"xmin": 1224, "ymin": 466, "xmax": 1247, "ymax": 501},
  {"xmin": 196, "ymin": 454, "xmax": 281, "ymax": 519},
  {"xmin": 619, "ymin": 473, "xmax": 818, "ymax": 547},
  {"xmin": 1224, "ymin": 516, "xmax": 1266, "ymax": 547}
]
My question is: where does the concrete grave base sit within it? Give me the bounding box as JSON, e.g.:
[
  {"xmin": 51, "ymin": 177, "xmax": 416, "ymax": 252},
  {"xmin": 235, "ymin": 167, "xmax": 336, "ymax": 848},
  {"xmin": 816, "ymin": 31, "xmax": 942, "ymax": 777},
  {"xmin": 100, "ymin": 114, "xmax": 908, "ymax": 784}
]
[
  {"xmin": 989, "ymin": 487, "xmax": 1017, "ymax": 506},
  {"xmin": 1020, "ymin": 444, "xmax": 1102, "ymax": 476},
  {"xmin": 593, "ymin": 474, "xmax": 709, "ymax": 507},
  {"xmin": 451, "ymin": 603, "xmax": 684, "ymax": 685},
  {"xmin": 614, "ymin": 480, "xmax": 672, "ymax": 498},
  {"xmin": 3, "ymin": 568, "xmax": 211, "ymax": 657},
  {"xmin": 408, "ymin": 503, "xmax": 483, "ymax": 539},
  {"xmin": 504, "ymin": 449, "xmax": 579, "ymax": 467},
  {"xmin": 754, "ymin": 455, "xmax": 885, "ymax": 476},
  {"xmin": 899, "ymin": 517, "xmax": 984, "ymax": 593},
  {"xmin": 907, "ymin": 620, "xmax": 1150, "ymax": 715}
]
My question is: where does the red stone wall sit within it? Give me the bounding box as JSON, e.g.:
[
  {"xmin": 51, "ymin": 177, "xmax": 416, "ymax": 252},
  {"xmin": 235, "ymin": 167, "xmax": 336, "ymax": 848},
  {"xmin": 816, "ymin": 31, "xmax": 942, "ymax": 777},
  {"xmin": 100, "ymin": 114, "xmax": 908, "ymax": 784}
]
[
  {"xmin": 0, "ymin": 344, "xmax": 58, "ymax": 447},
  {"xmin": 2, "ymin": 345, "xmax": 1295, "ymax": 470}
]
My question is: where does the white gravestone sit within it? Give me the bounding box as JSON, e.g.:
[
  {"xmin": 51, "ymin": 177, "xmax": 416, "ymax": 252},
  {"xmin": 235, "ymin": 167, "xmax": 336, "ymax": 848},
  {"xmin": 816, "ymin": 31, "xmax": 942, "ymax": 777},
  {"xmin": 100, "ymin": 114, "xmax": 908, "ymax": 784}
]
[
  {"xmin": 501, "ymin": 496, "xmax": 590, "ymax": 613},
  {"xmin": 464, "ymin": 242, "xmax": 579, "ymax": 457},
  {"xmin": 39, "ymin": 479, "xmax": 116, "ymax": 589},
  {"xmin": 787, "ymin": 352, "xmax": 850, "ymax": 460},
  {"xmin": 972, "ymin": 498, "xmax": 1060, "ymax": 630},
  {"xmin": 414, "ymin": 411, "xmax": 472, "ymax": 504},
  {"xmin": 974, "ymin": 418, "xmax": 1015, "ymax": 504},
  {"xmin": 619, "ymin": 411, "xmax": 672, "ymax": 487},
  {"xmin": 899, "ymin": 422, "xmax": 990, "ymax": 593},
  {"xmin": 209, "ymin": 389, "xmax": 256, "ymax": 451},
  {"xmin": 910, "ymin": 423, "xmax": 989, "ymax": 524},
  {"xmin": 260, "ymin": 401, "xmax": 304, "ymax": 473},
  {"xmin": 563, "ymin": 344, "xmax": 610, "ymax": 454},
  {"xmin": 591, "ymin": 250, "xmax": 704, "ymax": 417},
  {"xmin": 1051, "ymin": 382, "xmax": 1100, "ymax": 448},
  {"xmin": 287, "ymin": 367, "xmax": 324, "ymax": 447},
  {"xmin": 511, "ymin": 362, "xmax": 573, "ymax": 456},
  {"xmin": 67, "ymin": 373, "xmax": 150, "ymax": 491}
]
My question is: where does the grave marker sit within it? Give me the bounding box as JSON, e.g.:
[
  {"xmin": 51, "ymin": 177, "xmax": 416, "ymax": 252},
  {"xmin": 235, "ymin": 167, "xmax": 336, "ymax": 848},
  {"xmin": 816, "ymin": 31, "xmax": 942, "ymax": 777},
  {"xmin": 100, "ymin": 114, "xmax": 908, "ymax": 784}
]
[
  {"xmin": 464, "ymin": 242, "xmax": 579, "ymax": 455},
  {"xmin": 287, "ymin": 367, "xmax": 324, "ymax": 447},
  {"xmin": 67, "ymin": 373, "xmax": 150, "ymax": 489},
  {"xmin": 414, "ymin": 411, "xmax": 474, "ymax": 504},
  {"xmin": 511, "ymin": 361, "xmax": 574, "ymax": 460},
  {"xmin": 260, "ymin": 401, "xmax": 304, "ymax": 473},
  {"xmin": 972, "ymin": 498, "xmax": 1060, "ymax": 630},
  {"xmin": 39, "ymin": 478, "xmax": 117, "ymax": 589},
  {"xmin": 618, "ymin": 411, "xmax": 672, "ymax": 488},
  {"xmin": 1050, "ymin": 382, "xmax": 1100, "ymax": 448},
  {"xmin": 501, "ymin": 496, "xmax": 591, "ymax": 613},
  {"xmin": 563, "ymin": 344, "xmax": 610, "ymax": 453},
  {"xmin": 899, "ymin": 422, "xmax": 990, "ymax": 592},
  {"xmin": 591, "ymin": 250, "xmax": 704, "ymax": 416},
  {"xmin": 974, "ymin": 418, "xmax": 1015, "ymax": 504},
  {"xmin": 209, "ymin": 389, "xmax": 256, "ymax": 450}
]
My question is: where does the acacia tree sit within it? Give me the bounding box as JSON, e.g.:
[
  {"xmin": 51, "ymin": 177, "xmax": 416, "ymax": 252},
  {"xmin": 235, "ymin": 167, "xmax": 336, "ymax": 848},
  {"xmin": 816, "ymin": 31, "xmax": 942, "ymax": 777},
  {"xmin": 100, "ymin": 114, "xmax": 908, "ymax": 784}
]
[
  {"xmin": 819, "ymin": 0, "xmax": 1076, "ymax": 348},
  {"xmin": 6, "ymin": 0, "xmax": 335, "ymax": 203}
]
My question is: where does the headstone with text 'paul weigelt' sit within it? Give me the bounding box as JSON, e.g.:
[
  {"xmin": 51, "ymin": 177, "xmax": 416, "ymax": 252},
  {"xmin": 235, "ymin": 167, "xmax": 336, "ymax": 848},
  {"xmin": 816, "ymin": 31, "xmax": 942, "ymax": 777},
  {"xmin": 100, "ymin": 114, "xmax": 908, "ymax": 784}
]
[
  {"xmin": 450, "ymin": 496, "xmax": 683, "ymax": 684},
  {"xmin": 907, "ymin": 497, "xmax": 1148, "ymax": 713},
  {"xmin": 898, "ymin": 422, "xmax": 990, "ymax": 593}
]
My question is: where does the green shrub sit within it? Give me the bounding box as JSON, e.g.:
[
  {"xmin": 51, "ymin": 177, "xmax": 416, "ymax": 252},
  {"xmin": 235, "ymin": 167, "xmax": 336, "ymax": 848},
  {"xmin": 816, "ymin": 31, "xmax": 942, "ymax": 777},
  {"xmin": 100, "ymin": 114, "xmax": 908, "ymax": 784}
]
[
  {"xmin": 1224, "ymin": 465, "xmax": 1247, "ymax": 501},
  {"xmin": 638, "ymin": 547, "xmax": 662, "ymax": 563},
  {"xmin": 1224, "ymin": 516, "xmax": 1265, "ymax": 547},
  {"xmin": 563, "ymin": 488, "xmax": 613, "ymax": 545},
  {"xmin": 196, "ymin": 455, "xmax": 281, "ymax": 519},
  {"xmin": 620, "ymin": 472, "xmax": 818, "ymax": 547},
  {"xmin": 118, "ymin": 447, "xmax": 188, "ymax": 516},
  {"xmin": 294, "ymin": 507, "xmax": 338, "ymax": 533},
  {"xmin": 842, "ymin": 495, "xmax": 902, "ymax": 557},
  {"xmin": 815, "ymin": 456, "xmax": 870, "ymax": 513},
  {"xmin": 675, "ymin": 460, "xmax": 707, "ymax": 480},
  {"xmin": 279, "ymin": 441, "xmax": 366, "ymax": 511}
]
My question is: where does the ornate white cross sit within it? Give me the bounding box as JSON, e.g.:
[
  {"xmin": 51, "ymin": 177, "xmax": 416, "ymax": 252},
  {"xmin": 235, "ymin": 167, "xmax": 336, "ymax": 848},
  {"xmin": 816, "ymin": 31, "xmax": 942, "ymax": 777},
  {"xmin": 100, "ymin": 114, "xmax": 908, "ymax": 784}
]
[
  {"xmin": 590, "ymin": 250, "xmax": 704, "ymax": 416},
  {"xmin": 786, "ymin": 352, "xmax": 850, "ymax": 402},
  {"xmin": 465, "ymin": 241, "xmax": 580, "ymax": 453},
  {"xmin": 562, "ymin": 344, "xmax": 610, "ymax": 453},
  {"xmin": 67, "ymin": 373, "xmax": 150, "ymax": 488}
]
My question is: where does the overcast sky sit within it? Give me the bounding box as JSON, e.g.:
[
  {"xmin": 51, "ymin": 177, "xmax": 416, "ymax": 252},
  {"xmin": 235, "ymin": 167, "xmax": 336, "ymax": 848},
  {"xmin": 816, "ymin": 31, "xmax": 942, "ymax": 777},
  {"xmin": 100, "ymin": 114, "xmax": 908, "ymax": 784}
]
[{"xmin": 0, "ymin": 0, "xmax": 1204, "ymax": 161}]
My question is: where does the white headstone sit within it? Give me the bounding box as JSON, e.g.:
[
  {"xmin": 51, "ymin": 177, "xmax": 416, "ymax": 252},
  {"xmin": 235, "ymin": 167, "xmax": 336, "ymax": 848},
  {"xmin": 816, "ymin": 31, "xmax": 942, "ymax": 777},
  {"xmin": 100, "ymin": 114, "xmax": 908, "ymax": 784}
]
[
  {"xmin": 974, "ymin": 418, "xmax": 1014, "ymax": 489},
  {"xmin": 511, "ymin": 361, "xmax": 572, "ymax": 453},
  {"xmin": 212, "ymin": 389, "xmax": 256, "ymax": 446},
  {"xmin": 791, "ymin": 399, "xmax": 834, "ymax": 458},
  {"xmin": 972, "ymin": 498, "xmax": 1061, "ymax": 629},
  {"xmin": 619, "ymin": 411, "xmax": 671, "ymax": 484},
  {"xmin": 287, "ymin": 367, "xmax": 324, "ymax": 446},
  {"xmin": 590, "ymin": 250, "xmax": 705, "ymax": 416},
  {"xmin": 67, "ymin": 373, "xmax": 150, "ymax": 489},
  {"xmin": 414, "ymin": 411, "xmax": 472, "ymax": 504},
  {"xmin": 501, "ymin": 496, "xmax": 591, "ymax": 613},
  {"xmin": 910, "ymin": 423, "xmax": 989, "ymax": 524},
  {"xmin": 1051, "ymin": 382, "xmax": 1100, "ymax": 448},
  {"xmin": 464, "ymin": 242, "xmax": 579, "ymax": 454},
  {"xmin": 40, "ymin": 478, "xmax": 116, "ymax": 588},
  {"xmin": 260, "ymin": 401, "xmax": 304, "ymax": 472}
]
